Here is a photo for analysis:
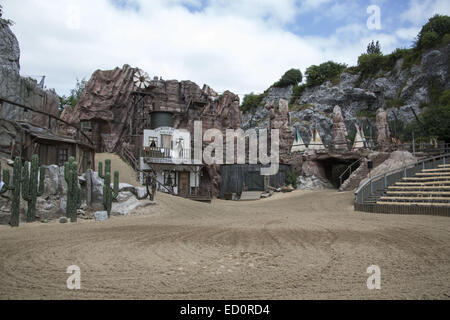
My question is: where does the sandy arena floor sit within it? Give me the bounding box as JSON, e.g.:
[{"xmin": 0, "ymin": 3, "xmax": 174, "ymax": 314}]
[{"xmin": 0, "ymin": 190, "xmax": 449, "ymax": 299}]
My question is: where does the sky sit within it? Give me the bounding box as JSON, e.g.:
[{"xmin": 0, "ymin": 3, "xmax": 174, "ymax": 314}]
[{"xmin": 2, "ymin": 0, "xmax": 450, "ymax": 98}]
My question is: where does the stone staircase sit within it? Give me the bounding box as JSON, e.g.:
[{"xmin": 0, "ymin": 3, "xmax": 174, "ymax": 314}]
[{"xmin": 375, "ymin": 164, "xmax": 450, "ymax": 207}]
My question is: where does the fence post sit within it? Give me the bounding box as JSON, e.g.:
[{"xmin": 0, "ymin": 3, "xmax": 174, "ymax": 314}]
[{"xmin": 384, "ymin": 174, "xmax": 387, "ymax": 188}]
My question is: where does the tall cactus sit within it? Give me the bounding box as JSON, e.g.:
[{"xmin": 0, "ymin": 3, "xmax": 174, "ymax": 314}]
[
  {"xmin": 98, "ymin": 159, "xmax": 111, "ymax": 179},
  {"xmin": 64, "ymin": 156, "xmax": 81, "ymax": 222},
  {"xmin": 22, "ymin": 155, "xmax": 45, "ymax": 222},
  {"xmin": 103, "ymin": 169, "xmax": 119, "ymax": 217},
  {"xmin": 1, "ymin": 157, "xmax": 22, "ymax": 227}
]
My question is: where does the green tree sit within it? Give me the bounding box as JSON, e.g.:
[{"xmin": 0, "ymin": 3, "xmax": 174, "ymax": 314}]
[
  {"xmin": 367, "ymin": 40, "xmax": 382, "ymax": 54},
  {"xmin": 59, "ymin": 78, "xmax": 87, "ymax": 114},
  {"xmin": 273, "ymin": 68, "xmax": 303, "ymax": 88},
  {"xmin": 305, "ymin": 61, "xmax": 347, "ymax": 87},
  {"xmin": 416, "ymin": 14, "xmax": 450, "ymax": 49}
]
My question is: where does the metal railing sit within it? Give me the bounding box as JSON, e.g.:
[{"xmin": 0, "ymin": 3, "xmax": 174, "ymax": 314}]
[
  {"xmin": 338, "ymin": 158, "xmax": 363, "ymax": 187},
  {"xmin": 143, "ymin": 147, "xmax": 191, "ymax": 161},
  {"xmin": 355, "ymin": 152, "xmax": 450, "ymax": 205}
]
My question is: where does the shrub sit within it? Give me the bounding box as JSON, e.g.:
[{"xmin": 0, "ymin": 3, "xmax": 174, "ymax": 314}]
[
  {"xmin": 305, "ymin": 61, "xmax": 347, "ymax": 87},
  {"xmin": 416, "ymin": 14, "xmax": 450, "ymax": 49},
  {"xmin": 428, "ymin": 77, "xmax": 445, "ymax": 105},
  {"xmin": 421, "ymin": 104, "xmax": 450, "ymax": 142},
  {"xmin": 241, "ymin": 93, "xmax": 264, "ymax": 113},
  {"xmin": 439, "ymin": 89, "xmax": 450, "ymax": 106},
  {"xmin": 385, "ymin": 98, "xmax": 405, "ymax": 109},
  {"xmin": 290, "ymin": 84, "xmax": 306, "ymax": 104},
  {"xmin": 273, "ymin": 68, "xmax": 303, "ymax": 88},
  {"xmin": 357, "ymin": 53, "xmax": 385, "ymax": 76},
  {"xmin": 285, "ymin": 170, "xmax": 298, "ymax": 189},
  {"xmin": 355, "ymin": 109, "xmax": 376, "ymax": 119}
]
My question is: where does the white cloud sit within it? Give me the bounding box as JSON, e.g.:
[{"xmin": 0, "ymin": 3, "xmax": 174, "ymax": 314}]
[
  {"xmin": 401, "ymin": 0, "xmax": 450, "ymax": 25},
  {"xmin": 1, "ymin": 0, "xmax": 424, "ymax": 98}
]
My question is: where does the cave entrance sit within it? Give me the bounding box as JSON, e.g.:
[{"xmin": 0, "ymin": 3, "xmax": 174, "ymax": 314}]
[{"xmin": 316, "ymin": 157, "xmax": 361, "ymax": 188}]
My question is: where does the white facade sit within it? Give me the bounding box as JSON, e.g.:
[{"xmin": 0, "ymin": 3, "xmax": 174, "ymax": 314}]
[{"xmin": 140, "ymin": 127, "xmax": 201, "ymax": 196}]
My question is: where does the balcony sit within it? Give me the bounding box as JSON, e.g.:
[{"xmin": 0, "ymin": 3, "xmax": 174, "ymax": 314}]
[{"xmin": 143, "ymin": 147, "xmax": 193, "ymax": 164}]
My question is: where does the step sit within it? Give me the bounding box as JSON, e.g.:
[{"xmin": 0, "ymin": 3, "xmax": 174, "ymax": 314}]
[
  {"xmin": 438, "ymin": 164, "xmax": 450, "ymax": 168},
  {"xmin": 395, "ymin": 182, "xmax": 450, "ymax": 186},
  {"xmin": 240, "ymin": 191, "xmax": 262, "ymax": 201},
  {"xmin": 376, "ymin": 201, "xmax": 450, "ymax": 207},
  {"xmin": 380, "ymin": 196, "xmax": 450, "ymax": 201},
  {"xmin": 388, "ymin": 186, "xmax": 450, "ymax": 190},
  {"xmin": 386, "ymin": 191, "xmax": 450, "ymax": 196},
  {"xmin": 416, "ymin": 172, "xmax": 450, "ymax": 176},
  {"xmin": 402, "ymin": 176, "xmax": 450, "ymax": 181},
  {"xmin": 422, "ymin": 168, "xmax": 450, "ymax": 172}
]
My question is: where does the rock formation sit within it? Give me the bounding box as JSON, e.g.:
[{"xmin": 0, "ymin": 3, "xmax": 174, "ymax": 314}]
[
  {"xmin": 0, "ymin": 16, "xmax": 59, "ymax": 157},
  {"xmin": 268, "ymin": 98, "xmax": 293, "ymax": 159},
  {"xmin": 376, "ymin": 108, "xmax": 391, "ymax": 151},
  {"xmin": 242, "ymin": 43, "xmax": 450, "ymax": 146},
  {"xmin": 331, "ymin": 105, "xmax": 348, "ymax": 151}
]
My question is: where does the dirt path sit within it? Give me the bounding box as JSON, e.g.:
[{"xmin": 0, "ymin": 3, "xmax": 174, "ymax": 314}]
[
  {"xmin": 95, "ymin": 153, "xmax": 139, "ymax": 186},
  {"xmin": 0, "ymin": 190, "xmax": 449, "ymax": 299}
]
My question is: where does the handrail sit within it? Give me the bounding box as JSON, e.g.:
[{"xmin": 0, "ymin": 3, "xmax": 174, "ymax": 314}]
[
  {"xmin": 338, "ymin": 158, "xmax": 362, "ymax": 186},
  {"xmin": 355, "ymin": 152, "xmax": 450, "ymax": 205}
]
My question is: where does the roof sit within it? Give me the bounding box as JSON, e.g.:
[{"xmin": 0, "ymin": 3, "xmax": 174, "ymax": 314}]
[{"xmin": 17, "ymin": 121, "xmax": 94, "ymax": 150}]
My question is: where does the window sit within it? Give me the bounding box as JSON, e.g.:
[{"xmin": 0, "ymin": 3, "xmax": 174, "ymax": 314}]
[
  {"xmin": 58, "ymin": 148, "xmax": 68, "ymax": 166},
  {"xmin": 80, "ymin": 121, "xmax": 92, "ymax": 132},
  {"xmin": 148, "ymin": 136, "xmax": 157, "ymax": 148},
  {"xmin": 161, "ymin": 134, "xmax": 172, "ymax": 149}
]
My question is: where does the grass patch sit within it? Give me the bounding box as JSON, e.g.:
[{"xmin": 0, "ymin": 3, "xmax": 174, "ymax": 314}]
[
  {"xmin": 386, "ymin": 98, "xmax": 405, "ymax": 109},
  {"xmin": 355, "ymin": 109, "xmax": 376, "ymax": 119}
]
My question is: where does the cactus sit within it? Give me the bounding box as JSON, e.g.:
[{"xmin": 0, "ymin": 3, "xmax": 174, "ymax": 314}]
[
  {"xmin": 98, "ymin": 159, "xmax": 111, "ymax": 179},
  {"xmin": 22, "ymin": 155, "xmax": 45, "ymax": 222},
  {"xmin": 1, "ymin": 157, "xmax": 23, "ymax": 227},
  {"xmin": 103, "ymin": 170, "xmax": 119, "ymax": 217},
  {"xmin": 64, "ymin": 156, "xmax": 81, "ymax": 222},
  {"xmin": 98, "ymin": 159, "xmax": 119, "ymax": 216}
]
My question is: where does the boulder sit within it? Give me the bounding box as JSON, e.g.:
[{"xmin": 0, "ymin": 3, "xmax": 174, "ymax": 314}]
[
  {"xmin": 94, "ymin": 211, "xmax": 108, "ymax": 221},
  {"xmin": 43, "ymin": 165, "xmax": 60, "ymax": 196},
  {"xmin": 135, "ymin": 186, "xmax": 148, "ymax": 200},
  {"xmin": 111, "ymin": 197, "xmax": 155, "ymax": 216},
  {"xmin": 115, "ymin": 191, "xmax": 134, "ymax": 202}
]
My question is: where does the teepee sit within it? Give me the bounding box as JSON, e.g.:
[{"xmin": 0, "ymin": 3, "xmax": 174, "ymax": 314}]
[
  {"xmin": 309, "ymin": 128, "xmax": 326, "ymax": 150},
  {"xmin": 352, "ymin": 123, "xmax": 367, "ymax": 151},
  {"xmin": 291, "ymin": 128, "xmax": 307, "ymax": 153}
]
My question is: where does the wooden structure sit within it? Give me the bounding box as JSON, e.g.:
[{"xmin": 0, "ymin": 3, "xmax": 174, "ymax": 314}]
[
  {"xmin": 220, "ymin": 164, "xmax": 291, "ymax": 199},
  {"xmin": 0, "ymin": 97, "xmax": 95, "ymax": 173}
]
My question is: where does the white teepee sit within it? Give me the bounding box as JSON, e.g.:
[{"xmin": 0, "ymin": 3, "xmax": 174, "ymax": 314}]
[
  {"xmin": 291, "ymin": 128, "xmax": 307, "ymax": 153},
  {"xmin": 309, "ymin": 128, "xmax": 326, "ymax": 150},
  {"xmin": 352, "ymin": 123, "xmax": 367, "ymax": 151}
]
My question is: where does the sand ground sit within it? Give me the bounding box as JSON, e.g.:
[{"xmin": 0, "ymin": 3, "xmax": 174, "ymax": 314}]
[{"xmin": 0, "ymin": 189, "xmax": 449, "ymax": 300}]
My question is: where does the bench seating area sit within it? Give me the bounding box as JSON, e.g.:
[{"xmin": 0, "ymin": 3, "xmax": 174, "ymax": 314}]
[{"xmin": 377, "ymin": 164, "xmax": 450, "ymax": 207}]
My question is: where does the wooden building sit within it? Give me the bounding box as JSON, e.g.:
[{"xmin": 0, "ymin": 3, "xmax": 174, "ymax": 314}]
[{"xmin": 17, "ymin": 121, "xmax": 95, "ymax": 173}]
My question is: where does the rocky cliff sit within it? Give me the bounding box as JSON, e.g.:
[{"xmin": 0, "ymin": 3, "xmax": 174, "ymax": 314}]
[
  {"xmin": 242, "ymin": 43, "xmax": 450, "ymax": 148},
  {"xmin": 0, "ymin": 18, "xmax": 60, "ymax": 157}
]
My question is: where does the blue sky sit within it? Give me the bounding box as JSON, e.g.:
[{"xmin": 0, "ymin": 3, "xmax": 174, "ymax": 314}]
[{"xmin": 3, "ymin": 0, "xmax": 450, "ymax": 97}]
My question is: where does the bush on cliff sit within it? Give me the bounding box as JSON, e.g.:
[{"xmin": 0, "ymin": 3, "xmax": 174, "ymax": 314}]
[
  {"xmin": 305, "ymin": 61, "xmax": 347, "ymax": 87},
  {"xmin": 273, "ymin": 69, "xmax": 303, "ymax": 88},
  {"xmin": 416, "ymin": 14, "xmax": 450, "ymax": 49},
  {"xmin": 241, "ymin": 93, "xmax": 264, "ymax": 113}
]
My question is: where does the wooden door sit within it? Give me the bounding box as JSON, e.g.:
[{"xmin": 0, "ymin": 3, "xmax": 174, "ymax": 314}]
[{"xmin": 179, "ymin": 172, "xmax": 190, "ymax": 197}]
